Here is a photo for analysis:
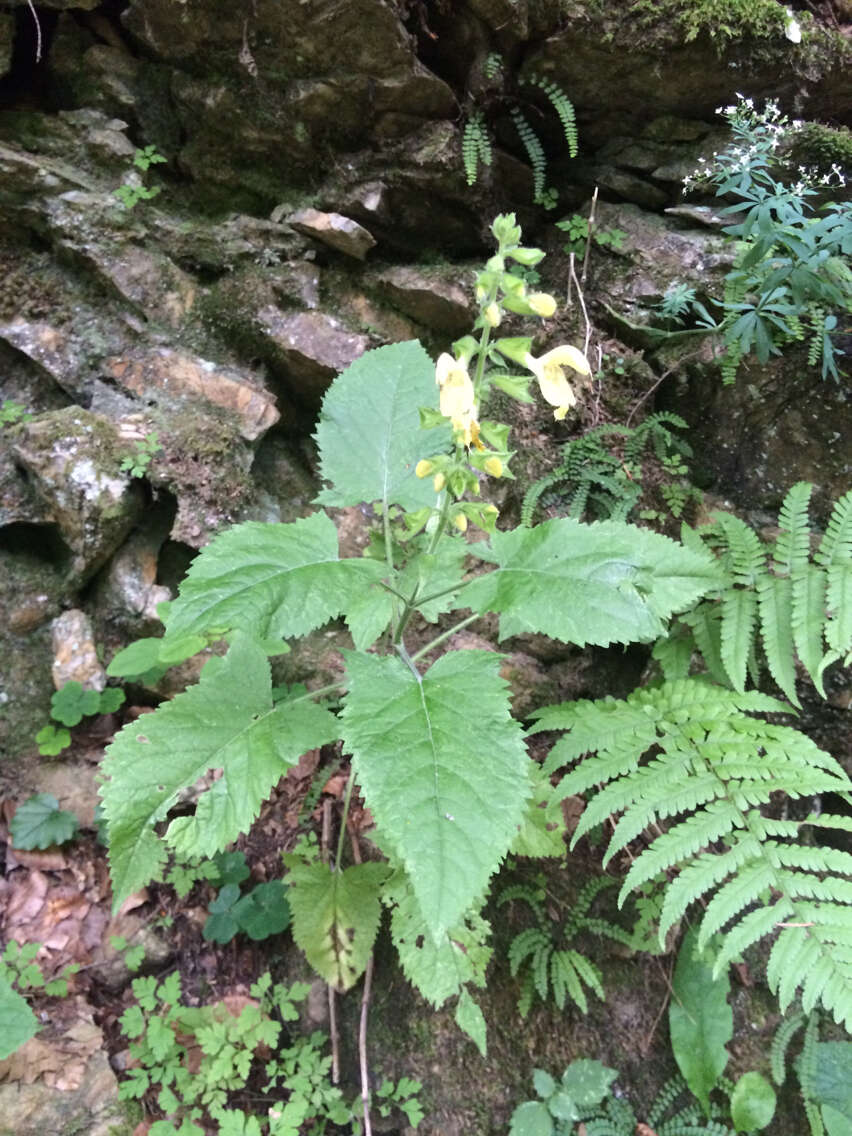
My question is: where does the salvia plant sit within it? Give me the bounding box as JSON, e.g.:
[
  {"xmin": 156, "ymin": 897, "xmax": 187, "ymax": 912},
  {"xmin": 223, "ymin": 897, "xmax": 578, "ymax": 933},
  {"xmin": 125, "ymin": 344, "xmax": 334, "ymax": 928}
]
[{"xmin": 99, "ymin": 214, "xmax": 851, "ymax": 1060}]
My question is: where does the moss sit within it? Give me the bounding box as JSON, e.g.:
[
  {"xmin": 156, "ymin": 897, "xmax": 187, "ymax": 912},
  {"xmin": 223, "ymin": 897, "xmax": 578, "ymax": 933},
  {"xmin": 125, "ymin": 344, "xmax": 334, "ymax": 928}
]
[
  {"xmin": 628, "ymin": 0, "xmax": 791, "ymax": 44},
  {"xmin": 786, "ymin": 121, "xmax": 852, "ymax": 177}
]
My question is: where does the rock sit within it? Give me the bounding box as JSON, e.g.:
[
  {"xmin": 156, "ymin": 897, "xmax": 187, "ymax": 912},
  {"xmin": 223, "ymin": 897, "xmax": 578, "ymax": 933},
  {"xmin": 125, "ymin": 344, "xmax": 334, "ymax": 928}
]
[
  {"xmin": 0, "ymin": 11, "xmax": 12, "ymax": 79},
  {"xmin": 373, "ymin": 265, "xmax": 474, "ymax": 335},
  {"xmin": 89, "ymin": 527, "xmax": 172, "ymax": 634},
  {"xmin": 88, "ymin": 913, "xmax": 173, "ymax": 990},
  {"xmin": 105, "ymin": 348, "xmax": 280, "ymax": 442},
  {"xmin": 590, "ymin": 166, "xmax": 669, "ymax": 210},
  {"xmin": 50, "ymin": 609, "xmax": 106, "ymax": 693},
  {"xmin": 253, "ymin": 308, "xmax": 370, "ymax": 405},
  {"xmin": 0, "ymin": 320, "xmax": 86, "ymax": 398},
  {"xmin": 11, "ymin": 408, "xmax": 144, "ymax": 583},
  {"xmin": 287, "ymin": 208, "xmax": 377, "ymax": 259},
  {"xmin": 32, "ymin": 759, "xmax": 101, "ymax": 827},
  {"xmin": 0, "ymin": 1003, "xmax": 122, "ymax": 1136},
  {"xmin": 642, "ymin": 115, "xmax": 713, "ymax": 142}
]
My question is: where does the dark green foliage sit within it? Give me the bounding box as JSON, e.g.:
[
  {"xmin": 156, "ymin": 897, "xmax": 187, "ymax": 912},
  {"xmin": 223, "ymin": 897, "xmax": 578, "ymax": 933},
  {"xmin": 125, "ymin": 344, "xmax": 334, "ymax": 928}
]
[
  {"xmin": 11, "ymin": 793, "xmax": 79, "ymax": 850},
  {"xmin": 510, "ymin": 107, "xmax": 548, "ymax": 204},
  {"xmin": 499, "ymin": 877, "xmax": 632, "ymax": 1017},
  {"xmin": 462, "ymin": 110, "xmax": 491, "ymax": 187},
  {"xmin": 771, "ymin": 1010, "xmax": 852, "ymax": 1135},
  {"xmin": 521, "ymin": 413, "xmax": 697, "ymax": 527},
  {"xmin": 522, "ymin": 76, "xmax": 578, "ymax": 158}
]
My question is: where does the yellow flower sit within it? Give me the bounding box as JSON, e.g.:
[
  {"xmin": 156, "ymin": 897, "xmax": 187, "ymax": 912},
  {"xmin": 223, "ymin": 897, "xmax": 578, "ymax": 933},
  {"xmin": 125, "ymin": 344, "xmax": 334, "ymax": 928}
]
[
  {"xmin": 415, "ymin": 459, "xmax": 434, "ymax": 479},
  {"xmin": 436, "ymin": 353, "xmax": 479, "ymax": 446},
  {"xmin": 527, "ymin": 293, "xmax": 557, "ymax": 318},
  {"xmin": 433, "ymin": 472, "xmax": 446, "ymax": 492},
  {"xmin": 484, "ymin": 456, "xmax": 503, "ymax": 478},
  {"xmin": 524, "ymin": 345, "xmax": 591, "ymax": 420},
  {"xmin": 453, "ymin": 512, "xmax": 468, "ymax": 533},
  {"xmin": 483, "ymin": 302, "xmax": 502, "ymax": 327}
]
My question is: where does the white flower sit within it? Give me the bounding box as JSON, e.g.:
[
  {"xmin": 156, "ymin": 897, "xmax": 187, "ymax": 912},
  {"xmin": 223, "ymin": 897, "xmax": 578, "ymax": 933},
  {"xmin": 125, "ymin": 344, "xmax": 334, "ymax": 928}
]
[
  {"xmin": 524, "ymin": 345, "xmax": 591, "ymax": 420},
  {"xmin": 785, "ymin": 8, "xmax": 802, "ymax": 42}
]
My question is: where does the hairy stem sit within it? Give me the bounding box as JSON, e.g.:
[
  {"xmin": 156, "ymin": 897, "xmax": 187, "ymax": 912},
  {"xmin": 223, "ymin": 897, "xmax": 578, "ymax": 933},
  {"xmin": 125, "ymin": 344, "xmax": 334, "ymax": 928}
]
[{"xmin": 410, "ymin": 613, "xmax": 481, "ymax": 663}]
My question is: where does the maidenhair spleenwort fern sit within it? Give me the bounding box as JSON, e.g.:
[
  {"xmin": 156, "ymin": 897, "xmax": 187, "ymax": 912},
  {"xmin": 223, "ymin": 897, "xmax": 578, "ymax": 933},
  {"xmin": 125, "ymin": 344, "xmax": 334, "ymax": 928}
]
[
  {"xmin": 529, "ymin": 678, "xmax": 852, "ymax": 1031},
  {"xmin": 654, "ymin": 482, "xmax": 852, "ymax": 706},
  {"xmin": 498, "ymin": 877, "xmax": 632, "ymax": 1017},
  {"xmin": 462, "ymin": 109, "xmax": 492, "ymax": 187}
]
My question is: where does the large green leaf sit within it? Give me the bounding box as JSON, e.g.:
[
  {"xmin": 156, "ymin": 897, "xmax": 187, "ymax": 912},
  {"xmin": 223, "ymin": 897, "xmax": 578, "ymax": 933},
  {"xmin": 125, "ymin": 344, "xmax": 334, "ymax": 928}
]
[
  {"xmin": 669, "ymin": 928, "xmax": 732, "ymax": 1114},
  {"xmin": 0, "ymin": 976, "xmax": 38, "ymax": 1059},
  {"xmin": 101, "ymin": 633, "xmax": 340, "ymax": 908},
  {"xmin": 283, "ymin": 857, "xmax": 389, "ymax": 991},
  {"xmin": 459, "ymin": 519, "xmax": 722, "ymax": 646},
  {"xmin": 341, "ymin": 649, "xmax": 530, "ymax": 938},
  {"xmin": 164, "ymin": 512, "xmax": 384, "ymax": 641},
  {"xmin": 314, "ymin": 340, "xmax": 451, "ymax": 511}
]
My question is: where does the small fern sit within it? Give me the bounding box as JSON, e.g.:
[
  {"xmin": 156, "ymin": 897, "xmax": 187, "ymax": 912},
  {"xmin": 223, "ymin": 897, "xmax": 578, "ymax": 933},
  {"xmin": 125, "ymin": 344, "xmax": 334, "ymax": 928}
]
[
  {"xmin": 655, "ymin": 483, "xmax": 852, "ymax": 705},
  {"xmin": 522, "ymin": 74, "xmax": 579, "ymax": 157},
  {"xmin": 510, "ymin": 106, "xmax": 547, "ymax": 204},
  {"xmin": 499, "ymin": 877, "xmax": 631, "ymax": 1018},
  {"xmin": 462, "ymin": 110, "xmax": 491, "ymax": 187},
  {"xmin": 530, "ymin": 678, "xmax": 852, "ymax": 1031},
  {"xmin": 586, "ymin": 1075, "xmax": 732, "ymax": 1136}
]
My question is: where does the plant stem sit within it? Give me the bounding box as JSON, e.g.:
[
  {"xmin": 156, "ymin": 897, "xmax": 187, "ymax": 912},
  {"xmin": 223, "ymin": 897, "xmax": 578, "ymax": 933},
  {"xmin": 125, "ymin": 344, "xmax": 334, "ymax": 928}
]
[
  {"xmin": 410, "ymin": 613, "xmax": 481, "ymax": 662},
  {"xmin": 334, "ymin": 767, "xmax": 356, "ymax": 871},
  {"xmin": 383, "ymin": 506, "xmax": 399, "ymax": 638},
  {"xmin": 393, "ymin": 492, "xmax": 455, "ymax": 643}
]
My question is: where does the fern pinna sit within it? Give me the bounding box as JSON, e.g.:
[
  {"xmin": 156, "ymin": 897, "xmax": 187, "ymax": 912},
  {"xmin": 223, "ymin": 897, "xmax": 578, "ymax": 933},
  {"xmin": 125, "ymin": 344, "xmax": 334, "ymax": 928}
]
[
  {"xmin": 530, "ymin": 678, "xmax": 852, "ymax": 1031},
  {"xmin": 655, "ymin": 482, "xmax": 852, "ymax": 706}
]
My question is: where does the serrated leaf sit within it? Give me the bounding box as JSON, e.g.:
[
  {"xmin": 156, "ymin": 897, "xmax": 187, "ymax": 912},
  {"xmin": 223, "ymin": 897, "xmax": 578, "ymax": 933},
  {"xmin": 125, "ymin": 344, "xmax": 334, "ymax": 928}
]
[
  {"xmin": 458, "ymin": 519, "xmax": 722, "ymax": 646},
  {"xmin": 454, "ymin": 987, "xmax": 487, "ymax": 1055},
  {"xmin": 10, "ymin": 794, "xmax": 79, "ymax": 850},
  {"xmin": 669, "ymin": 928, "xmax": 732, "ymax": 1113},
  {"xmin": 341, "ymin": 649, "xmax": 530, "ymax": 938},
  {"xmin": 560, "ymin": 1059, "xmax": 618, "ymax": 1107},
  {"xmin": 314, "ymin": 340, "xmax": 451, "ymax": 511},
  {"xmin": 511, "ymin": 768, "xmax": 566, "ymax": 858},
  {"xmin": 164, "ymin": 512, "xmax": 385, "ymax": 642},
  {"xmin": 283, "ymin": 858, "xmax": 388, "ymax": 991},
  {"xmin": 0, "ymin": 975, "xmax": 38, "ymax": 1059},
  {"xmin": 102, "ymin": 633, "xmax": 340, "ymax": 909}
]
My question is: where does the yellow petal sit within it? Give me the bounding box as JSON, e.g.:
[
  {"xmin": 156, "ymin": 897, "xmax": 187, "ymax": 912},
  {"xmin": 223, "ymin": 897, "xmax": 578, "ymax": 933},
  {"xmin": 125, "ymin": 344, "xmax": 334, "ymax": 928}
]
[
  {"xmin": 553, "ymin": 406, "xmax": 569, "ymax": 421},
  {"xmin": 483, "ymin": 302, "xmax": 502, "ymax": 327},
  {"xmin": 527, "ymin": 293, "xmax": 557, "ymax": 318},
  {"xmin": 484, "ymin": 456, "xmax": 503, "ymax": 477},
  {"xmin": 415, "ymin": 459, "xmax": 434, "ymax": 478},
  {"xmin": 539, "ymin": 344, "xmax": 591, "ymax": 375}
]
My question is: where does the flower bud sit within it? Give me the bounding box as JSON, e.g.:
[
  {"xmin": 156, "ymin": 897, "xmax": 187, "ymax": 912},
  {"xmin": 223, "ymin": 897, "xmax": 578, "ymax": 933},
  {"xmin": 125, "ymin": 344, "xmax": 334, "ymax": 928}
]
[
  {"xmin": 484, "ymin": 456, "xmax": 503, "ymax": 478},
  {"xmin": 483, "ymin": 302, "xmax": 501, "ymax": 327},
  {"xmin": 453, "ymin": 512, "xmax": 468, "ymax": 533},
  {"xmin": 433, "ymin": 472, "xmax": 446, "ymax": 492},
  {"xmin": 528, "ymin": 292, "xmax": 558, "ymax": 318},
  {"xmin": 415, "ymin": 459, "xmax": 434, "ymax": 479}
]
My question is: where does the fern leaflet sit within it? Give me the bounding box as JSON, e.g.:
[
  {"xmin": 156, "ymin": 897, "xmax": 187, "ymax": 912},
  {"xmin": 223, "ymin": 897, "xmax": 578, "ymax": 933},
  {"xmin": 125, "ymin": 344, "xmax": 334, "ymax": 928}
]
[{"xmin": 510, "ymin": 106, "xmax": 547, "ymax": 203}]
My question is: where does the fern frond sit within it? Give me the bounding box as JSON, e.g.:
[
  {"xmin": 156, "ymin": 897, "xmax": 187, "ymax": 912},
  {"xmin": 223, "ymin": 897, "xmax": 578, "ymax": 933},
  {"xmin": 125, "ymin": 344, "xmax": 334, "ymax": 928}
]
[
  {"xmin": 498, "ymin": 882, "xmax": 546, "ymax": 924},
  {"xmin": 525, "ymin": 75, "xmax": 579, "ymax": 157},
  {"xmin": 546, "ymin": 677, "xmax": 852, "ymax": 1029},
  {"xmin": 681, "ymin": 605, "xmax": 729, "ymax": 686},
  {"xmin": 508, "ymin": 927, "xmax": 549, "ymax": 976},
  {"xmin": 770, "ymin": 1010, "xmax": 805, "ymax": 1084},
  {"xmin": 815, "ymin": 488, "xmax": 852, "ymax": 657},
  {"xmin": 792, "ymin": 567, "xmax": 828, "ymax": 691},
  {"xmin": 774, "ymin": 482, "xmax": 814, "ymax": 575},
  {"xmin": 720, "ymin": 588, "xmax": 758, "ymax": 692},
  {"xmin": 462, "ymin": 111, "xmax": 490, "ymax": 187},
  {"xmin": 532, "ymin": 940, "xmax": 552, "ymax": 1000},
  {"xmin": 517, "ymin": 969, "xmax": 535, "ymax": 1019},
  {"xmin": 510, "ymin": 106, "xmax": 547, "ymax": 203},
  {"xmin": 757, "ymin": 575, "xmax": 798, "ymax": 705}
]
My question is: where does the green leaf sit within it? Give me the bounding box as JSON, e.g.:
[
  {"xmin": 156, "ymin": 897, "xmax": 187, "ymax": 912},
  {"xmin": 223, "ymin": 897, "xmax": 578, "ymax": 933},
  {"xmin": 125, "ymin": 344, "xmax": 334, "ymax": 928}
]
[
  {"xmin": 459, "ymin": 519, "xmax": 722, "ymax": 646},
  {"xmin": 314, "ymin": 341, "xmax": 451, "ymax": 511},
  {"xmin": 162, "ymin": 512, "xmax": 385, "ymax": 643},
  {"xmin": 341, "ymin": 649, "xmax": 530, "ymax": 938},
  {"xmin": 107, "ymin": 637, "xmax": 167, "ymax": 677},
  {"xmin": 511, "ymin": 768, "xmax": 566, "ymax": 858},
  {"xmin": 283, "ymin": 858, "xmax": 389, "ymax": 991},
  {"xmin": 0, "ymin": 975, "xmax": 38, "ymax": 1059},
  {"xmin": 102, "ymin": 632, "xmax": 340, "ymax": 909},
  {"xmin": 203, "ymin": 883, "xmax": 242, "ymax": 943},
  {"xmin": 11, "ymin": 794, "xmax": 79, "ymax": 850},
  {"xmin": 454, "ymin": 987, "xmax": 487, "ymax": 1055},
  {"xmin": 560, "ymin": 1059, "xmax": 618, "ymax": 1107},
  {"xmin": 730, "ymin": 1071, "xmax": 776, "ymax": 1132},
  {"xmin": 212, "ymin": 851, "xmax": 250, "ymax": 886},
  {"xmin": 532, "ymin": 1070, "xmax": 556, "ymax": 1098},
  {"xmin": 98, "ymin": 687, "xmax": 126, "ymax": 713},
  {"xmin": 508, "ymin": 1100, "xmax": 553, "ymax": 1136},
  {"xmin": 50, "ymin": 682, "xmax": 100, "ymax": 726},
  {"xmin": 812, "ymin": 1042, "xmax": 852, "ymax": 1126},
  {"xmin": 233, "ymin": 881, "xmax": 291, "ymax": 940},
  {"xmin": 35, "ymin": 724, "xmax": 71, "ymax": 756},
  {"xmin": 669, "ymin": 928, "xmax": 732, "ymax": 1114}
]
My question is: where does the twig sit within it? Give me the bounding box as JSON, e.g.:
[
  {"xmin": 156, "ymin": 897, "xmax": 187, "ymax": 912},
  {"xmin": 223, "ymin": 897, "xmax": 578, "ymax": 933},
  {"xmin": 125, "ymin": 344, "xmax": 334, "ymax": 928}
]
[
  {"xmin": 641, "ymin": 953, "xmax": 676, "ymax": 1057},
  {"xmin": 625, "ymin": 348, "xmax": 705, "ymax": 429},
  {"xmin": 349, "ymin": 824, "xmax": 374, "ymax": 1136},
  {"xmin": 567, "ymin": 257, "xmax": 593, "ymax": 360},
  {"xmin": 26, "ymin": 0, "xmax": 42, "ymax": 63},
  {"xmin": 581, "ymin": 186, "xmax": 598, "ymax": 287},
  {"xmin": 320, "ymin": 799, "xmax": 340, "ymax": 1085}
]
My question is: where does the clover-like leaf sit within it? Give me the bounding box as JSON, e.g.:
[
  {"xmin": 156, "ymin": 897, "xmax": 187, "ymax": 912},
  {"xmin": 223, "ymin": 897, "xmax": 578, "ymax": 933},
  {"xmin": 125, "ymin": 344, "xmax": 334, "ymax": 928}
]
[
  {"xmin": 233, "ymin": 881, "xmax": 291, "ymax": 941},
  {"xmin": 11, "ymin": 794, "xmax": 79, "ymax": 850},
  {"xmin": 50, "ymin": 681, "xmax": 101, "ymax": 726},
  {"xmin": 35, "ymin": 724, "xmax": 71, "ymax": 756}
]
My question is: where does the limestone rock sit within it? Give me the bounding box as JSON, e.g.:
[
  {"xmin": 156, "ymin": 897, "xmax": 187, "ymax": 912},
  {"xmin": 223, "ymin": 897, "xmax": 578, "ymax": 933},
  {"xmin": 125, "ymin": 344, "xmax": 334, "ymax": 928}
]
[
  {"xmin": 64, "ymin": 239, "xmax": 196, "ymax": 328},
  {"xmin": 254, "ymin": 308, "xmax": 369, "ymax": 404},
  {"xmin": 105, "ymin": 348, "xmax": 280, "ymax": 442},
  {"xmin": 90, "ymin": 527, "xmax": 172, "ymax": 634},
  {"xmin": 374, "ymin": 265, "xmax": 473, "ymax": 334},
  {"xmin": 287, "ymin": 208, "xmax": 377, "ymax": 259},
  {"xmin": 0, "ymin": 320, "xmax": 86, "ymax": 398},
  {"xmin": 50, "ymin": 609, "xmax": 106, "ymax": 693},
  {"xmin": 11, "ymin": 408, "xmax": 143, "ymax": 583}
]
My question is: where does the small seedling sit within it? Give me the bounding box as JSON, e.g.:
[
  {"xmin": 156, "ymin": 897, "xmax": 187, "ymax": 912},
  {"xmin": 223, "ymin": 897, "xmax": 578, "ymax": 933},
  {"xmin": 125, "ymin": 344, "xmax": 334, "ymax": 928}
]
[
  {"xmin": 36, "ymin": 682, "xmax": 126, "ymax": 755},
  {"xmin": 114, "ymin": 147, "xmax": 166, "ymax": 210},
  {"xmin": 120, "ymin": 431, "xmax": 162, "ymax": 477},
  {"xmin": 0, "ymin": 399, "xmax": 31, "ymax": 427}
]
